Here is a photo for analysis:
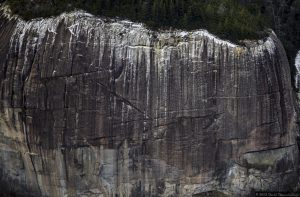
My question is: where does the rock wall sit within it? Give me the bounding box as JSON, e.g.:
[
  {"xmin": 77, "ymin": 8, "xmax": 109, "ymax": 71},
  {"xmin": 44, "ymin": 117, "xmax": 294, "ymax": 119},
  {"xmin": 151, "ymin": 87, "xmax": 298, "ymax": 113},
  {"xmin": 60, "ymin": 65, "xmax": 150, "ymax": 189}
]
[{"xmin": 0, "ymin": 7, "xmax": 299, "ymax": 196}]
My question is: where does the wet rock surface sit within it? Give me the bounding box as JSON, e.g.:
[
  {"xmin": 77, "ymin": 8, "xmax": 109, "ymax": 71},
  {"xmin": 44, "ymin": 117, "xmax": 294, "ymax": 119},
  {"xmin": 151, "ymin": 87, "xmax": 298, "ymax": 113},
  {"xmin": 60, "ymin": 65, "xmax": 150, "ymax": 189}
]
[{"xmin": 0, "ymin": 7, "xmax": 299, "ymax": 196}]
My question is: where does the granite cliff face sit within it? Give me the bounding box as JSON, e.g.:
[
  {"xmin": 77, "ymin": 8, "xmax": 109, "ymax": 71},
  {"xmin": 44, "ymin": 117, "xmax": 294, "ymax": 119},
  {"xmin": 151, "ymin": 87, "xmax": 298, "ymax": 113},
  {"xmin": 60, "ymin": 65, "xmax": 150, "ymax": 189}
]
[{"xmin": 0, "ymin": 6, "xmax": 299, "ymax": 197}]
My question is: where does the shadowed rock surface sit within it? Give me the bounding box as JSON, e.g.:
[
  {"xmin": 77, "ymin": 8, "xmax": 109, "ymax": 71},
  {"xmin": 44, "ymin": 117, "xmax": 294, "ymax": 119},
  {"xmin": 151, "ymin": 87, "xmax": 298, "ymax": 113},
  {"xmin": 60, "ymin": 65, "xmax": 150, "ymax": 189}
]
[{"xmin": 0, "ymin": 6, "xmax": 299, "ymax": 197}]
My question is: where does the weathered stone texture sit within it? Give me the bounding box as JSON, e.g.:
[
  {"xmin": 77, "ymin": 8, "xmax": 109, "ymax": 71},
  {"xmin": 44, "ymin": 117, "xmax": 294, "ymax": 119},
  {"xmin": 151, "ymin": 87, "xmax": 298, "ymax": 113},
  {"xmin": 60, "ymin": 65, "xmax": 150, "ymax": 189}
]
[{"xmin": 0, "ymin": 8, "xmax": 299, "ymax": 196}]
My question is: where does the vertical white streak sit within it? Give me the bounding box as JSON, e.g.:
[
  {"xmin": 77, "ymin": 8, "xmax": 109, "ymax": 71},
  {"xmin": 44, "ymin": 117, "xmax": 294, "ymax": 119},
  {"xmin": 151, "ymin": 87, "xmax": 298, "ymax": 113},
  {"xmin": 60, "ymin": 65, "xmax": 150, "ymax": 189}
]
[{"xmin": 295, "ymin": 51, "xmax": 300, "ymax": 89}]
